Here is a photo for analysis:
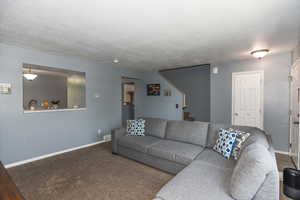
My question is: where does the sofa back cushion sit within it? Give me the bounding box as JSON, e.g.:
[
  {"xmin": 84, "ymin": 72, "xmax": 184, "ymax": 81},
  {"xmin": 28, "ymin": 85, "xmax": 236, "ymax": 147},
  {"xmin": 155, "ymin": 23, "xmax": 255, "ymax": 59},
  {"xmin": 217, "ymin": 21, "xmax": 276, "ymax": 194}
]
[
  {"xmin": 166, "ymin": 120, "xmax": 209, "ymax": 147},
  {"xmin": 230, "ymin": 143, "xmax": 274, "ymax": 200},
  {"xmin": 207, "ymin": 123, "xmax": 232, "ymax": 148},
  {"xmin": 241, "ymin": 127, "xmax": 270, "ymax": 150},
  {"xmin": 143, "ymin": 118, "xmax": 168, "ymax": 139}
]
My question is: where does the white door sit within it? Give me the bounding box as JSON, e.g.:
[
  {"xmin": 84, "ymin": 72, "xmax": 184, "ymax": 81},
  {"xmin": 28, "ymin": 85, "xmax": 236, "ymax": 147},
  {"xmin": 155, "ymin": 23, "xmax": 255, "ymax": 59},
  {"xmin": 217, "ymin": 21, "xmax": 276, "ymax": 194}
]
[
  {"xmin": 232, "ymin": 71, "xmax": 264, "ymax": 129},
  {"xmin": 290, "ymin": 60, "xmax": 300, "ymax": 168}
]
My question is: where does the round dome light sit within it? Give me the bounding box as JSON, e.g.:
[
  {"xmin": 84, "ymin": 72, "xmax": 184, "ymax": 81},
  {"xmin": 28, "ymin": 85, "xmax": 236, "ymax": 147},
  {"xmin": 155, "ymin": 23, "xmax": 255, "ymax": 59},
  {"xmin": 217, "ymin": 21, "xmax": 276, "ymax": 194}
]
[{"xmin": 251, "ymin": 49, "xmax": 269, "ymax": 59}]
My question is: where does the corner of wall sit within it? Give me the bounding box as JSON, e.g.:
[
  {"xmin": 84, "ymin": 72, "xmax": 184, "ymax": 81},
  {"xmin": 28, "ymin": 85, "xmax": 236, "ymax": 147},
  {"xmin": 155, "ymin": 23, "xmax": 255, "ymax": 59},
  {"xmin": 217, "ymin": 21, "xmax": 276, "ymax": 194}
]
[{"xmin": 292, "ymin": 42, "xmax": 300, "ymax": 64}]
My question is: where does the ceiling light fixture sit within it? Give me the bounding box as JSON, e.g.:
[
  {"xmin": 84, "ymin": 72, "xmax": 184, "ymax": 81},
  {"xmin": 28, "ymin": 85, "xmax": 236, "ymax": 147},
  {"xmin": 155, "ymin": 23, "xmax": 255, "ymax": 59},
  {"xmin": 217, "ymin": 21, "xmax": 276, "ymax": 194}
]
[
  {"xmin": 251, "ymin": 49, "xmax": 269, "ymax": 59},
  {"xmin": 23, "ymin": 68, "xmax": 37, "ymax": 81},
  {"xmin": 113, "ymin": 59, "xmax": 119, "ymax": 64}
]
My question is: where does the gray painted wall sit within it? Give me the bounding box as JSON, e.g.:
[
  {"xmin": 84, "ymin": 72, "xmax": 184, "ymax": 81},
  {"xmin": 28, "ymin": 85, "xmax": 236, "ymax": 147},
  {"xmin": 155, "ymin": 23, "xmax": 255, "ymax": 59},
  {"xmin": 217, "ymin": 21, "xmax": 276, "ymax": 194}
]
[
  {"xmin": 210, "ymin": 52, "xmax": 291, "ymax": 151},
  {"xmin": 0, "ymin": 43, "xmax": 123, "ymax": 165},
  {"xmin": 23, "ymin": 74, "xmax": 68, "ymax": 110},
  {"xmin": 161, "ymin": 65, "xmax": 210, "ymax": 121},
  {"xmin": 0, "ymin": 43, "xmax": 183, "ymax": 165}
]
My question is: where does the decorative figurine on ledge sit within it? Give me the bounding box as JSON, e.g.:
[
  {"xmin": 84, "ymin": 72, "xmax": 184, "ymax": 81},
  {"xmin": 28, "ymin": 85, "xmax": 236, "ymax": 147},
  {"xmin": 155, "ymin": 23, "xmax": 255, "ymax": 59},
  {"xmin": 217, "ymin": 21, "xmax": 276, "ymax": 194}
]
[
  {"xmin": 41, "ymin": 101, "xmax": 50, "ymax": 109},
  {"xmin": 51, "ymin": 100, "xmax": 60, "ymax": 109},
  {"xmin": 28, "ymin": 99, "xmax": 38, "ymax": 110}
]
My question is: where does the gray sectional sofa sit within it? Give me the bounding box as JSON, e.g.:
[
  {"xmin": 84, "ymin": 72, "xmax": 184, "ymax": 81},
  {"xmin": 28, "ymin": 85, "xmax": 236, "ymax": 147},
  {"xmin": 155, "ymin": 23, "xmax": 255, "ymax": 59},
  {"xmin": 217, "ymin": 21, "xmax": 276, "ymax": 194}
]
[{"xmin": 111, "ymin": 118, "xmax": 279, "ymax": 200}]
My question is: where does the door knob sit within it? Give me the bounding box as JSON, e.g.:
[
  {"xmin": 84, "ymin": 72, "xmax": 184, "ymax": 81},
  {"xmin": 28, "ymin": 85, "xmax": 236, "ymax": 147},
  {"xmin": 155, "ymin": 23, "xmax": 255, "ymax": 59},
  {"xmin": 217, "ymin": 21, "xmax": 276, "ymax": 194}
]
[{"xmin": 234, "ymin": 113, "xmax": 239, "ymax": 116}]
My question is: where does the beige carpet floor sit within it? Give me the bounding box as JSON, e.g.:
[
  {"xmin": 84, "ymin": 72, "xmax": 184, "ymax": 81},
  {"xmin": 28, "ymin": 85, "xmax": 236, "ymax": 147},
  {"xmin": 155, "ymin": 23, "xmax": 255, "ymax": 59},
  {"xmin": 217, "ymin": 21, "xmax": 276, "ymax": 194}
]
[{"xmin": 8, "ymin": 142, "xmax": 173, "ymax": 200}]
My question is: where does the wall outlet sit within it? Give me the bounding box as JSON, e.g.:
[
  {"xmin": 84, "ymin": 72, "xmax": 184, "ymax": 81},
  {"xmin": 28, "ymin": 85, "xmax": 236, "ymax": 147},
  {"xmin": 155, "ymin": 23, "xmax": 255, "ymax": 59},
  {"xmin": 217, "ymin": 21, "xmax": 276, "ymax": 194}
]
[
  {"xmin": 103, "ymin": 134, "xmax": 111, "ymax": 142},
  {"xmin": 0, "ymin": 83, "xmax": 12, "ymax": 94}
]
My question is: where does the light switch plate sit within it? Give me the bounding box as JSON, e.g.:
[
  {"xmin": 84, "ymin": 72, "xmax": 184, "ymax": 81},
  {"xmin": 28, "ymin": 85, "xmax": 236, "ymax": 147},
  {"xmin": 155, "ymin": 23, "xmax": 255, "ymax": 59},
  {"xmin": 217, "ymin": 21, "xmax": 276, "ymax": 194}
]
[{"xmin": 0, "ymin": 83, "xmax": 11, "ymax": 94}]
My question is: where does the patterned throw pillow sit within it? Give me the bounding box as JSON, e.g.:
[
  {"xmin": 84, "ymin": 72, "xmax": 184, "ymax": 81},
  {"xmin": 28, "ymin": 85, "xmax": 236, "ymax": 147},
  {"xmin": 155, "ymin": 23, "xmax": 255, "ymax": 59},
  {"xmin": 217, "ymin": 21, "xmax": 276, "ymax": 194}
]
[
  {"xmin": 231, "ymin": 129, "xmax": 250, "ymax": 160},
  {"xmin": 126, "ymin": 119, "xmax": 145, "ymax": 136},
  {"xmin": 213, "ymin": 129, "xmax": 237, "ymax": 159}
]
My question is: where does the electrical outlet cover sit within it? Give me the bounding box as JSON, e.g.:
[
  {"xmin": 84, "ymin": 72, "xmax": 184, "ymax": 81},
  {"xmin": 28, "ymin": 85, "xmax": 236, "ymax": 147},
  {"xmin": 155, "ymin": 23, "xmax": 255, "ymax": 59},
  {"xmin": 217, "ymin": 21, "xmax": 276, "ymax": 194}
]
[
  {"xmin": 103, "ymin": 134, "xmax": 111, "ymax": 142},
  {"xmin": 0, "ymin": 83, "xmax": 11, "ymax": 94}
]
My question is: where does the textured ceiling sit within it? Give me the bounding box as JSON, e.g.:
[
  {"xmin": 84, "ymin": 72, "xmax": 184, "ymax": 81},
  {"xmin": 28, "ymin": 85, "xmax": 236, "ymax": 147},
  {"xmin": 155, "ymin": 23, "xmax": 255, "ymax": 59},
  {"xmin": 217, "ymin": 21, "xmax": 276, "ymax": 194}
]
[{"xmin": 1, "ymin": 0, "xmax": 300, "ymax": 70}]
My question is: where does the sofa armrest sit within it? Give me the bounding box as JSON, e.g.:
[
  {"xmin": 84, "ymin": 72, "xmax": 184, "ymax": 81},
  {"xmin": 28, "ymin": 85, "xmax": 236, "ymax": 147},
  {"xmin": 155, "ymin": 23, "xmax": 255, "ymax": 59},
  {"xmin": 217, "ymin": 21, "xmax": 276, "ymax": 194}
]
[{"xmin": 111, "ymin": 127, "xmax": 126, "ymax": 153}]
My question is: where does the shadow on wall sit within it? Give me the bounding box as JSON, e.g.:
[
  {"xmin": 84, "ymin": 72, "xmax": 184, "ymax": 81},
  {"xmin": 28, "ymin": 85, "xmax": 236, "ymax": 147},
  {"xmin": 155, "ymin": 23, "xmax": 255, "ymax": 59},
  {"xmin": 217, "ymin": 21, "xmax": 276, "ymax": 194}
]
[{"xmin": 160, "ymin": 65, "xmax": 211, "ymax": 122}]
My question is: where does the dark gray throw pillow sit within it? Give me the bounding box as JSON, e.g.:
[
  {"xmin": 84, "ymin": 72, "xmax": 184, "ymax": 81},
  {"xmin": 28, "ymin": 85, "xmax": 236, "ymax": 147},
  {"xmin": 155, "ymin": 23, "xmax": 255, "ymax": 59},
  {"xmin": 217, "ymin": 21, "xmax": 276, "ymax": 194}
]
[{"xmin": 230, "ymin": 129, "xmax": 250, "ymax": 160}]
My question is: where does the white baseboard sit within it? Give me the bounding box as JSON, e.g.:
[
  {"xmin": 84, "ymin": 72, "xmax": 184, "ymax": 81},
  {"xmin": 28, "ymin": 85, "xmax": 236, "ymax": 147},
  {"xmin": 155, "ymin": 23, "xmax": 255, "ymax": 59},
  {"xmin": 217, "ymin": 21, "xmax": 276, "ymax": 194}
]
[
  {"xmin": 5, "ymin": 139, "xmax": 111, "ymax": 169},
  {"xmin": 275, "ymin": 150, "xmax": 289, "ymax": 155}
]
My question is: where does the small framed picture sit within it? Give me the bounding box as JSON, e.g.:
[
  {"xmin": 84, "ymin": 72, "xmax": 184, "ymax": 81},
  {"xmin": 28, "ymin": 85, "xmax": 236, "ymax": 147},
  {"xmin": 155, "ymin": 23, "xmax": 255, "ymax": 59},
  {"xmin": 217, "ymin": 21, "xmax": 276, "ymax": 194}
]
[{"xmin": 147, "ymin": 84, "xmax": 160, "ymax": 96}]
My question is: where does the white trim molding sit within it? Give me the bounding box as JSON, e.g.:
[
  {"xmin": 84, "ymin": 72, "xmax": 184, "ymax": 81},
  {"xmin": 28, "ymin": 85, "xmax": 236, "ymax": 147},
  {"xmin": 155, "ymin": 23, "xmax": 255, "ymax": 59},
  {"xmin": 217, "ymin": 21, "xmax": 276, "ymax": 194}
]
[
  {"xmin": 24, "ymin": 108, "xmax": 86, "ymax": 114},
  {"xmin": 5, "ymin": 139, "xmax": 110, "ymax": 168},
  {"xmin": 275, "ymin": 150, "xmax": 290, "ymax": 155},
  {"xmin": 292, "ymin": 58, "xmax": 300, "ymax": 68}
]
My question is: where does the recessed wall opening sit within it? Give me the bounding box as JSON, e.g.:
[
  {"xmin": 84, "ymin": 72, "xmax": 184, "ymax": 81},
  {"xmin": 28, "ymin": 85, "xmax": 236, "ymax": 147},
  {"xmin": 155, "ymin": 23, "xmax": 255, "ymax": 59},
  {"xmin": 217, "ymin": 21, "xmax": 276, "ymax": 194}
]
[
  {"xmin": 121, "ymin": 77, "xmax": 137, "ymax": 125},
  {"xmin": 22, "ymin": 63, "xmax": 86, "ymax": 112}
]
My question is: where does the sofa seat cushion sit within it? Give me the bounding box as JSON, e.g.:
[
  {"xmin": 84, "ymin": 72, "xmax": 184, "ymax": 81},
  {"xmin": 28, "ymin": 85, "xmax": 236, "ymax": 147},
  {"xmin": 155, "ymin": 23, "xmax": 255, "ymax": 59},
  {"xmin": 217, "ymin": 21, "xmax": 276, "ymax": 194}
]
[
  {"xmin": 118, "ymin": 135, "xmax": 162, "ymax": 153},
  {"xmin": 166, "ymin": 120, "xmax": 209, "ymax": 147},
  {"xmin": 148, "ymin": 140, "xmax": 204, "ymax": 165},
  {"xmin": 196, "ymin": 149, "xmax": 236, "ymax": 170},
  {"xmin": 155, "ymin": 160, "xmax": 234, "ymax": 200}
]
